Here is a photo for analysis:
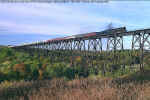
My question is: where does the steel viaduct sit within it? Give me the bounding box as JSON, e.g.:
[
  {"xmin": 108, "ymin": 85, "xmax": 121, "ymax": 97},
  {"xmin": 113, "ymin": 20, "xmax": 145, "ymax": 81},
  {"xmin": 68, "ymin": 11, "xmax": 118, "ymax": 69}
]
[{"xmin": 11, "ymin": 27, "xmax": 150, "ymax": 72}]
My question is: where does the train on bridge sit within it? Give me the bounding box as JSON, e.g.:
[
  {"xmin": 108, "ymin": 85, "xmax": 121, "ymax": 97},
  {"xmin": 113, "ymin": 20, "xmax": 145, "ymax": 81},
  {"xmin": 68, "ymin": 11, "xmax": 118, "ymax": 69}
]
[{"xmin": 11, "ymin": 26, "xmax": 150, "ymax": 71}]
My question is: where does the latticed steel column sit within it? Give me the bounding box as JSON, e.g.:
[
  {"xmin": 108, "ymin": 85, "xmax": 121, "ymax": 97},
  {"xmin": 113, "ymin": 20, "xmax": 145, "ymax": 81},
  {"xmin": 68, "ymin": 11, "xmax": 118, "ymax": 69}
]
[
  {"xmin": 59, "ymin": 41, "xmax": 64, "ymax": 50},
  {"xmin": 142, "ymin": 30, "xmax": 150, "ymax": 50},
  {"xmin": 73, "ymin": 40, "xmax": 79, "ymax": 51},
  {"xmin": 132, "ymin": 31, "xmax": 143, "ymax": 71},
  {"xmin": 96, "ymin": 38, "xmax": 103, "ymax": 52},
  {"xmin": 106, "ymin": 34, "xmax": 124, "ymax": 72},
  {"xmin": 106, "ymin": 36, "xmax": 123, "ymax": 51},
  {"xmin": 56, "ymin": 42, "xmax": 61, "ymax": 50},
  {"xmin": 88, "ymin": 39, "xmax": 95, "ymax": 51},
  {"xmin": 88, "ymin": 38, "xmax": 102, "ymax": 54},
  {"xmin": 78, "ymin": 40, "xmax": 85, "ymax": 51},
  {"xmin": 132, "ymin": 30, "xmax": 150, "ymax": 71},
  {"xmin": 63, "ymin": 40, "xmax": 72, "ymax": 51},
  {"xmin": 49, "ymin": 42, "xmax": 52, "ymax": 50}
]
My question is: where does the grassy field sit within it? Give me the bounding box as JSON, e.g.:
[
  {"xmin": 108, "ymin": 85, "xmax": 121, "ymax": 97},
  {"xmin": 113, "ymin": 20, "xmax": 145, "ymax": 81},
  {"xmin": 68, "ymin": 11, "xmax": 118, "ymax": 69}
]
[{"xmin": 0, "ymin": 70, "xmax": 150, "ymax": 100}]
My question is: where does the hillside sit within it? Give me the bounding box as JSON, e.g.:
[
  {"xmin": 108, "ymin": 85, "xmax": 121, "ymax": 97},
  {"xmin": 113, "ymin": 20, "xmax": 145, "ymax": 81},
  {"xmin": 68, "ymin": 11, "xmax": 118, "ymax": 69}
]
[
  {"xmin": 0, "ymin": 47, "xmax": 150, "ymax": 100},
  {"xmin": 0, "ymin": 45, "xmax": 7, "ymax": 48}
]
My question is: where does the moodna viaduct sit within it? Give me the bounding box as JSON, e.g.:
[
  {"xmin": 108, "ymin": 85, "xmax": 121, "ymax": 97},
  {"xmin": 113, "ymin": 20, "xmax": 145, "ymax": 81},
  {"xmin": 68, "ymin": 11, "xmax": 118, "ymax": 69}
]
[{"xmin": 11, "ymin": 27, "xmax": 150, "ymax": 72}]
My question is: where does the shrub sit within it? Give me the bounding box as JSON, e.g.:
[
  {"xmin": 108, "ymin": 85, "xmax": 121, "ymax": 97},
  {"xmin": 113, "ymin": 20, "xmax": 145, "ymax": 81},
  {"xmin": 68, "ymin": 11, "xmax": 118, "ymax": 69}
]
[{"xmin": 0, "ymin": 48, "xmax": 13, "ymax": 62}]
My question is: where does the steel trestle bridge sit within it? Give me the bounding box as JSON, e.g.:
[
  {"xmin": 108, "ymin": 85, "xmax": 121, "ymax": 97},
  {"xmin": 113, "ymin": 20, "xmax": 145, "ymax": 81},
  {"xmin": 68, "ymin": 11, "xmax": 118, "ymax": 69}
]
[{"xmin": 12, "ymin": 27, "xmax": 150, "ymax": 72}]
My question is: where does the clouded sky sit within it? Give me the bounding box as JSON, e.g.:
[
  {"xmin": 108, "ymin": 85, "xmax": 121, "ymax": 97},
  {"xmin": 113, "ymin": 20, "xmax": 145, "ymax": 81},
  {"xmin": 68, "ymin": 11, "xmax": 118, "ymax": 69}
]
[{"xmin": 0, "ymin": 1, "xmax": 150, "ymax": 45}]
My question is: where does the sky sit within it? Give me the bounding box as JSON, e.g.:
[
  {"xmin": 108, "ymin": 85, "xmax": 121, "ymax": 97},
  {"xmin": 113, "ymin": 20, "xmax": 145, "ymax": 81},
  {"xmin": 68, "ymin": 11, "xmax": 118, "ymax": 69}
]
[{"xmin": 0, "ymin": 1, "xmax": 150, "ymax": 46}]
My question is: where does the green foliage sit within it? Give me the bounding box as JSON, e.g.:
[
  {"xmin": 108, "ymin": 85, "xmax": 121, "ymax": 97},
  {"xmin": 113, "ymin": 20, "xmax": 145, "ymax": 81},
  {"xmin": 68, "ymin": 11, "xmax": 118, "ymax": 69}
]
[
  {"xmin": 0, "ymin": 47, "xmax": 149, "ymax": 82},
  {"xmin": 48, "ymin": 63, "xmax": 66, "ymax": 78},
  {"xmin": 144, "ymin": 54, "xmax": 150, "ymax": 67},
  {"xmin": 0, "ymin": 48, "xmax": 13, "ymax": 62}
]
